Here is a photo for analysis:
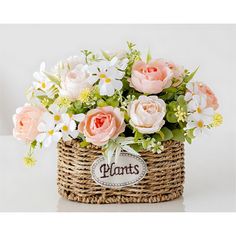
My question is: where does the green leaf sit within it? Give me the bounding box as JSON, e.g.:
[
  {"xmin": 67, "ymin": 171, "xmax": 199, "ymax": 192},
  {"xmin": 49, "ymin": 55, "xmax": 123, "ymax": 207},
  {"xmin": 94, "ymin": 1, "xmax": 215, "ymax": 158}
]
[
  {"xmin": 177, "ymin": 95, "xmax": 186, "ymax": 106},
  {"xmin": 134, "ymin": 130, "xmax": 143, "ymax": 142},
  {"xmin": 166, "ymin": 111, "xmax": 178, "ymax": 123},
  {"xmin": 97, "ymin": 99, "xmax": 107, "ymax": 107},
  {"xmin": 146, "ymin": 49, "xmax": 152, "ymax": 63},
  {"xmin": 185, "ymin": 136, "xmax": 192, "ymax": 144},
  {"xmin": 130, "ymin": 143, "xmax": 143, "ymax": 153},
  {"xmin": 160, "ymin": 127, "xmax": 173, "ymax": 141},
  {"xmin": 43, "ymin": 72, "xmax": 61, "ymax": 86},
  {"xmin": 30, "ymin": 140, "xmax": 37, "ymax": 149},
  {"xmin": 79, "ymin": 140, "xmax": 89, "ymax": 148},
  {"xmin": 106, "ymin": 97, "xmax": 119, "ymax": 107},
  {"xmin": 101, "ymin": 50, "xmax": 111, "ymax": 61},
  {"xmin": 172, "ymin": 129, "xmax": 185, "ymax": 142},
  {"xmin": 163, "ymin": 87, "xmax": 177, "ymax": 93},
  {"xmin": 184, "ymin": 67, "xmax": 199, "ymax": 83},
  {"xmin": 168, "ymin": 101, "xmax": 178, "ymax": 110},
  {"xmin": 154, "ymin": 127, "xmax": 173, "ymax": 141}
]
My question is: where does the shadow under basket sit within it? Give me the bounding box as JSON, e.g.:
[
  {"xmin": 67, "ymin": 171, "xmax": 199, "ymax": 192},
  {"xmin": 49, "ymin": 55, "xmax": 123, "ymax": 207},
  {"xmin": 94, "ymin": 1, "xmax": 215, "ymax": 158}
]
[{"xmin": 57, "ymin": 140, "xmax": 185, "ymax": 204}]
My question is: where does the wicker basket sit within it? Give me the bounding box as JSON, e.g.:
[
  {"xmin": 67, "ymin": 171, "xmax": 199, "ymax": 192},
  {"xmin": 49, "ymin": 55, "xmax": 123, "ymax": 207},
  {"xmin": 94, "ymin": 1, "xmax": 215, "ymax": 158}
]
[{"xmin": 57, "ymin": 139, "xmax": 185, "ymax": 204}]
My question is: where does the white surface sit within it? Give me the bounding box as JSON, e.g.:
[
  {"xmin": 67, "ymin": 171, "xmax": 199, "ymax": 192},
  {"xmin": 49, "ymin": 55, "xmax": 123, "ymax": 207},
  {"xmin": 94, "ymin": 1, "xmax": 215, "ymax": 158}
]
[{"xmin": 0, "ymin": 135, "xmax": 235, "ymax": 212}]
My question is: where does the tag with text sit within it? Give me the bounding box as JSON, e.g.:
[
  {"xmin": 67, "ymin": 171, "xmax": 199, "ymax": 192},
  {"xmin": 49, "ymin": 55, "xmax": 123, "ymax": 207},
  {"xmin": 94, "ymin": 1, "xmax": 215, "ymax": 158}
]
[{"xmin": 91, "ymin": 153, "xmax": 147, "ymax": 188}]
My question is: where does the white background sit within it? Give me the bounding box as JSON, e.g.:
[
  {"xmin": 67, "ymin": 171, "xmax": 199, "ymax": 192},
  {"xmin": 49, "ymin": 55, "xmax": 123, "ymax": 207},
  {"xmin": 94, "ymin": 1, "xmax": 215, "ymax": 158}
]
[
  {"xmin": 0, "ymin": 0, "xmax": 236, "ymax": 233},
  {"xmin": 0, "ymin": 24, "xmax": 235, "ymax": 212}
]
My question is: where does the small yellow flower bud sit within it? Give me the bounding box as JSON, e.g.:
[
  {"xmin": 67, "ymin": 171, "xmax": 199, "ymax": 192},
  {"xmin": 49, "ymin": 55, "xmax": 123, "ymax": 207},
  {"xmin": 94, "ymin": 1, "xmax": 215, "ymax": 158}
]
[
  {"xmin": 212, "ymin": 113, "xmax": 223, "ymax": 127},
  {"xmin": 23, "ymin": 156, "xmax": 36, "ymax": 167}
]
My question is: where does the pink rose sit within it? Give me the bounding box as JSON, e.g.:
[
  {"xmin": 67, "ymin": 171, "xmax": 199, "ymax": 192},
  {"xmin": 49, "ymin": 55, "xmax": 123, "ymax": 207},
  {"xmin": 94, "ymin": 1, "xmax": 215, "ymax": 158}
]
[
  {"xmin": 166, "ymin": 61, "xmax": 185, "ymax": 87},
  {"xmin": 128, "ymin": 95, "xmax": 166, "ymax": 134},
  {"xmin": 198, "ymin": 83, "xmax": 219, "ymax": 110},
  {"xmin": 78, "ymin": 106, "xmax": 125, "ymax": 146},
  {"xmin": 129, "ymin": 60, "xmax": 172, "ymax": 94},
  {"xmin": 13, "ymin": 104, "xmax": 45, "ymax": 143}
]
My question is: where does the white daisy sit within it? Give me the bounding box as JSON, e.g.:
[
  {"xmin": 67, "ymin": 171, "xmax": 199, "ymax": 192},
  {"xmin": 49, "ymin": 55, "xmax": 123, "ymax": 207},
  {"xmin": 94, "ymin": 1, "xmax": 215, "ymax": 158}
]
[
  {"xmin": 36, "ymin": 113, "xmax": 62, "ymax": 148},
  {"xmin": 186, "ymin": 114, "xmax": 212, "ymax": 136},
  {"xmin": 68, "ymin": 113, "xmax": 85, "ymax": 123},
  {"xmin": 185, "ymin": 82, "xmax": 199, "ymax": 101},
  {"xmin": 188, "ymin": 95, "xmax": 214, "ymax": 118},
  {"xmin": 33, "ymin": 62, "xmax": 54, "ymax": 92},
  {"xmin": 87, "ymin": 60, "xmax": 125, "ymax": 96},
  {"xmin": 59, "ymin": 114, "xmax": 79, "ymax": 141},
  {"xmin": 48, "ymin": 104, "xmax": 67, "ymax": 124}
]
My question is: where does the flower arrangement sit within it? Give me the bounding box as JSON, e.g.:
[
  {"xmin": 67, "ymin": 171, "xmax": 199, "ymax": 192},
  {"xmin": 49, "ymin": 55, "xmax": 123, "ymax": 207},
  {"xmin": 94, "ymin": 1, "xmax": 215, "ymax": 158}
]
[{"xmin": 13, "ymin": 42, "xmax": 223, "ymax": 166}]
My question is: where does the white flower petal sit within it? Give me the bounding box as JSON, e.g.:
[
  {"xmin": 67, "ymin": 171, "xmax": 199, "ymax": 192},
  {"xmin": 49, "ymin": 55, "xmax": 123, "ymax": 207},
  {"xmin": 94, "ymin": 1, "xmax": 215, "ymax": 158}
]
[
  {"xmin": 44, "ymin": 136, "xmax": 52, "ymax": 148},
  {"xmin": 112, "ymin": 79, "xmax": 123, "ymax": 90},
  {"xmin": 73, "ymin": 114, "xmax": 85, "ymax": 122},
  {"xmin": 36, "ymin": 133, "xmax": 47, "ymax": 142},
  {"xmin": 99, "ymin": 82, "xmax": 114, "ymax": 96},
  {"xmin": 69, "ymin": 120, "xmax": 76, "ymax": 131},
  {"xmin": 53, "ymin": 132, "xmax": 62, "ymax": 142},
  {"xmin": 87, "ymin": 75, "xmax": 98, "ymax": 85}
]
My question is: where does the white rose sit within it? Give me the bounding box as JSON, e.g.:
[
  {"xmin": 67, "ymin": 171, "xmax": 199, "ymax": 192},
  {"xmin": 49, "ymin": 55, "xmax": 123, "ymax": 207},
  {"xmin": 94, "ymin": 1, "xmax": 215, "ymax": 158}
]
[
  {"xmin": 59, "ymin": 64, "xmax": 91, "ymax": 101},
  {"xmin": 128, "ymin": 95, "xmax": 166, "ymax": 134}
]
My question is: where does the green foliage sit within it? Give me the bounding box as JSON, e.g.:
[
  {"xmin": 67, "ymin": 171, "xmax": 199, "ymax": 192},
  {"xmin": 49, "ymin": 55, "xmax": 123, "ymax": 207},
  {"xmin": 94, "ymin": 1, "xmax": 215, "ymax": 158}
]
[
  {"xmin": 81, "ymin": 50, "xmax": 93, "ymax": 63},
  {"xmin": 153, "ymin": 127, "xmax": 173, "ymax": 141},
  {"xmin": 146, "ymin": 49, "xmax": 152, "ymax": 63},
  {"xmin": 79, "ymin": 140, "xmax": 90, "ymax": 148},
  {"xmin": 183, "ymin": 67, "xmax": 199, "ymax": 83},
  {"xmin": 125, "ymin": 42, "xmax": 141, "ymax": 78},
  {"xmin": 172, "ymin": 129, "xmax": 185, "ymax": 142}
]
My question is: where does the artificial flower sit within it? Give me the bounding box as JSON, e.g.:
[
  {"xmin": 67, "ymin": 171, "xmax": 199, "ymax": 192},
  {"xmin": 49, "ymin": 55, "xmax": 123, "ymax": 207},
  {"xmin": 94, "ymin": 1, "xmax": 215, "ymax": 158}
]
[
  {"xmin": 187, "ymin": 95, "xmax": 214, "ymax": 118},
  {"xmin": 166, "ymin": 61, "xmax": 185, "ymax": 87},
  {"xmin": 33, "ymin": 62, "xmax": 54, "ymax": 95},
  {"xmin": 184, "ymin": 82, "xmax": 200, "ymax": 102},
  {"xmin": 186, "ymin": 114, "xmax": 212, "ymax": 136},
  {"xmin": 128, "ymin": 95, "xmax": 166, "ymax": 134},
  {"xmin": 36, "ymin": 113, "xmax": 62, "ymax": 148},
  {"xmin": 128, "ymin": 60, "xmax": 172, "ymax": 94},
  {"xmin": 59, "ymin": 114, "xmax": 79, "ymax": 141},
  {"xmin": 23, "ymin": 156, "xmax": 36, "ymax": 167},
  {"xmin": 78, "ymin": 106, "xmax": 125, "ymax": 146},
  {"xmin": 198, "ymin": 83, "xmax": 219, "ymax": 110},
  {"xmin": 87, "ymin": 59, "xmax": 125, "ymax": 96},
  {"xmin": 13, "ymin": 104, "xmax": 45, "ymax": 143},
  {"xmin": 48, "ymin": 104, "xmax": 67, "ymax": 124},
  {"xmin": 54, "ymin": 56, "xmax": 85, "ymax": 79},
  {"xmin": 59, "ymin": 64, "xmax": 92, "ymax": 101},
  {"xmin": 212, "ymin": 113, "xmax": 223, "ymax": 127},
  {"xmin": 174, "ymin": 105, "xmax": 187, "ymax": 122}
]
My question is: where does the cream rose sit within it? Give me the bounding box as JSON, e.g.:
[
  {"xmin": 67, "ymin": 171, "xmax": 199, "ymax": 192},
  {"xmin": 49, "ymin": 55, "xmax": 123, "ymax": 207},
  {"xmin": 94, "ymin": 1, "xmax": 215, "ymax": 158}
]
[
  {"xmin": 59, "ymin": 64, "xmax": 92, "ymax": 101},
  {"xmin": 78, "ymin": 106, "xmax": 125, "ymax": 146},
  {"xmin": 13, "ymin": 104, "xmax": 45, "ymax": 143},
  {"xmin": 128, "ymin": 95, "xmax": 166, "ymax": 134}
]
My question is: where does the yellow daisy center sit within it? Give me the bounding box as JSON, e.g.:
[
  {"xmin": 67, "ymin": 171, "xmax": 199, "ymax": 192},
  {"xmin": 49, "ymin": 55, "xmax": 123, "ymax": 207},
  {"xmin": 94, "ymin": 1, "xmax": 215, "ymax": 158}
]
[
  {"xmin": 197, "ymin": 121, "xmax": 204, "ymax": 128},
  {"xmin": 99, "ymin": 73, "xmax": 106, "ymax": 79},
  {"xmin": 62, "ymin": 125, "xmax": 69, "ymax": 132},
  {"xmin": 197, "ymin": 107, "xmax": 202, "ymax": 113},
  {"xmin": 41, "ymin": 82, "xmax": 46, "ymax": 89},
  {"xmin": 99, "ymin": 73, "xmax": 111, "ymax": 83},
  {"xmin": 105, "ymin": 78, "xmax": 111, "ymax": 83},
  {"xmin": 54, "ymin": 114, "xmax": 61, "ymax": 121},
  {"xmin": 48, "ymin": 130, "xmax": 54, "ymax": 136}
]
